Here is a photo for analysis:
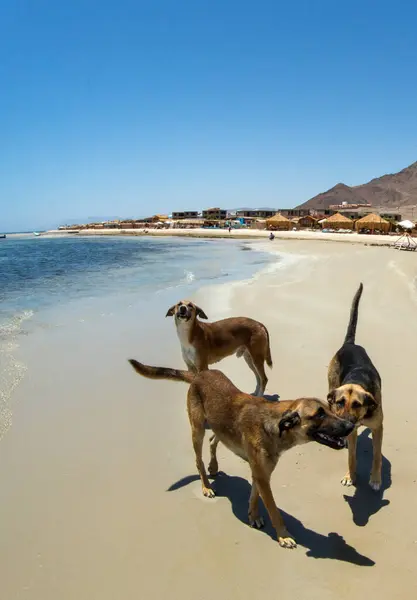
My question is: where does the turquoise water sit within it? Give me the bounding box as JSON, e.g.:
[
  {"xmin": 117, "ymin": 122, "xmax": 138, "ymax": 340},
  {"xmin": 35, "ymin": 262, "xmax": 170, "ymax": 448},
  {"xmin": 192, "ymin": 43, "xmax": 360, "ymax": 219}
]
[
  {"xmin": 0, "ymin": 235, "xmax": 277, "ymax": 430},
  {"xmin": 1, "ymin": 235, "xmax": 274, "ymax": 327}
]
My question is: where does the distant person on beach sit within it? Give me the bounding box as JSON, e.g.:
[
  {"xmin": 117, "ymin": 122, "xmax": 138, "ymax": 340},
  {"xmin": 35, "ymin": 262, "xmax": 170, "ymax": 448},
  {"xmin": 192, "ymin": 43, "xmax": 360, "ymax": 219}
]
[
  {"xmin": 228, "ymin": 226, "xmax": 232, "ymax": 233},
  {"xmin": 269, "ymin": 232, "xmax": 275, "ymax": 240}
]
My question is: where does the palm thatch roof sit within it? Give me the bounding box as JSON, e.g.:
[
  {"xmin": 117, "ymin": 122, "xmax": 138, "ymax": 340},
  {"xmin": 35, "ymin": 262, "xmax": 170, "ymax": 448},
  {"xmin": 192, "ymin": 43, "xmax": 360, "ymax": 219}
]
[
  {"xmin": 355, "ymin": 213, "xmax": 390, "ymax": 231},
  {"xmin": 266, "ymin": 213, "xmax": 291, "ymax": 230},
  {"xmin": 323, "ymin": 213, "xmax": 354, "ymax": 229},
  {"xmin": 266, "ymin": 213, "xmax": 291, "ymax": 223}
]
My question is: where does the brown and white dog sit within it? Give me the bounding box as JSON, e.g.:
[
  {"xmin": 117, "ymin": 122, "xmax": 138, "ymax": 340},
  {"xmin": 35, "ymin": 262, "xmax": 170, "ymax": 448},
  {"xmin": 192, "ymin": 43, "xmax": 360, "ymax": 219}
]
[
  {"xmin": 327, "ymin": 283, "xmax": 384, "ymax": 491},
  {"xmin": 166, "ymin": 300, "xmax": 272, "ymax": 396},
  {"xmin": 128, "ymin": 359, "xmax": 354, "ymax": 548}
]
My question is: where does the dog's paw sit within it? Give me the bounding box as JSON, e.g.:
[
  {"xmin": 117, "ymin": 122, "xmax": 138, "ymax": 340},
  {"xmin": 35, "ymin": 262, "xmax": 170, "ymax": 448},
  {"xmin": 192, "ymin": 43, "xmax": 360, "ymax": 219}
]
[
  {"xmin": 278, "ymin": 535, "xmax": 297, "ymax": 549},
  {"xmin": 202, "ymin": 486, "xmax": 216, "ymax": 498},
  {"xmin": 208, "ymin": 461, "xmax": 219, "ymax": 477},
  {"xmin": 369, "ymin": 478, "xmax": 381, "ymax": 491},
  {"xmin": 341, "ymin": 475, "xmax": 355, "ymax": 487},
  {"xmin": 249, "ymin": 516, "xmax": 265, "ymax": 529}
]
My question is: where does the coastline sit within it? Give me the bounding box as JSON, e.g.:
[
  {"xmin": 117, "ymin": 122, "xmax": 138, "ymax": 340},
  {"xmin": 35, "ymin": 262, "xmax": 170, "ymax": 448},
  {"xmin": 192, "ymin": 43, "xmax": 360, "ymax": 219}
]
[
  {"xmin": 45, "ymin": 227, "xmax": 403, "ymax": 247},
  {"xmin": 1, "ymin": 238, "xmax": 417, "ymax": 598}
]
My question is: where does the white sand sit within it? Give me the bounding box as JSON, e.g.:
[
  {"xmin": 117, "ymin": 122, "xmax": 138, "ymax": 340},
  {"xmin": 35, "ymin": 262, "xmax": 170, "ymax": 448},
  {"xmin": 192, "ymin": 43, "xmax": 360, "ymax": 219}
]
[
  {"xmin": 47, "ymin": 226, "xmax": 402, "ymax": 247},
  {"xmin": 1, "ymin": 240, "xmax": 416, "ymax": 598}
]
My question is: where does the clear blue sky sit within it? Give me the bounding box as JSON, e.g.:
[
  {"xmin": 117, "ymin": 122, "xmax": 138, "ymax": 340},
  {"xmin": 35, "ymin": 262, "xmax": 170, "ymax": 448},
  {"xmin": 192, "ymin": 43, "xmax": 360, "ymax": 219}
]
[{"xmin": 1, "ymin": 0, "xmax": 417, "ymax": 231}]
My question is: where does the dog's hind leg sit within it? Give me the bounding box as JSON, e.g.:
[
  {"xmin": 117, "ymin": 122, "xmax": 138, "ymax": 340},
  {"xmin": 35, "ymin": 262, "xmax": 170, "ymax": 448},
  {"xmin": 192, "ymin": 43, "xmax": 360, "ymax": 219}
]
[
  {"xmin": 341, "ymin": 428, "xmax": 357, "ymax": 487},
  {"xmin": 208, "ymin": 435, "xmax": 220, "ymax": 477},
  {"xmin": 369, "ymin": 424, "xmax": 383, "ymax": 491},
  {"xmin": 187, "ymin": 389, "xmax": 215, "ymax": 498},
  {"xmin": 243, "ymin": 351, "xmax": 264, "ymax": 396}
]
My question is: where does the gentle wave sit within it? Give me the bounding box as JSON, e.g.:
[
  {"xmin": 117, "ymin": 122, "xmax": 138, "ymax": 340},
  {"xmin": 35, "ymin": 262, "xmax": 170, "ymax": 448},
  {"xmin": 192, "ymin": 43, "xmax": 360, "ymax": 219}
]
[{"xmin": 0, "ymin": 310, "xmax": 33, "ymax": 439}]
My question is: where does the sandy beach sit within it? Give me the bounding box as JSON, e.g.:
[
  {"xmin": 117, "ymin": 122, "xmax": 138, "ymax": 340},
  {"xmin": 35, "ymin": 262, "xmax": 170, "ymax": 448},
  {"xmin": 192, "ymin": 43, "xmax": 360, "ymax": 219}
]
[
  {"xmin": 1, "ymin": 238, "xmax": 417, "ymax": 599},
  {"xmin": 47, "ymin": 226, "xmax": 405, "ymax": 247}
]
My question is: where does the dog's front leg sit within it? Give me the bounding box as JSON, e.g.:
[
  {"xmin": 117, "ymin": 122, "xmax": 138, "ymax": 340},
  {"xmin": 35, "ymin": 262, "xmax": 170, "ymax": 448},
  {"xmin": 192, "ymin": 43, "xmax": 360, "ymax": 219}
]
[
  {"xmin": 248, "ymin": 464, "xmax": 295, "ymax": 548},
  {"xmin": 369, "ymin": 424, "xmax": 383, "ymax": 491},
  {"xmin": 341, "ymin": 428, "xmax": 357, "ymax": 487},
  {"xmin": 248, "ymin": 480, "xmax": 264, "ymax": 529},
  {"xmin": 253, "ymin": 476, "xmax": 295, "ymax": 548}
]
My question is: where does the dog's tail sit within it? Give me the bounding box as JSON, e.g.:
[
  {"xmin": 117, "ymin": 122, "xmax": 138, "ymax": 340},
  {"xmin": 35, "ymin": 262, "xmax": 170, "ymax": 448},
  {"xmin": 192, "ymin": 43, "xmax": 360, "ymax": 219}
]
[
  {"xmin": 128, "ymin": 359, "xmax": 195, "ymax": 384},
  {"xmin": 344, "ymin": 283, "xmax": 363, "ymax": 344},
  {"xmin": 264, "ymin": 326, "xmax": 273, "ymax": 368}
]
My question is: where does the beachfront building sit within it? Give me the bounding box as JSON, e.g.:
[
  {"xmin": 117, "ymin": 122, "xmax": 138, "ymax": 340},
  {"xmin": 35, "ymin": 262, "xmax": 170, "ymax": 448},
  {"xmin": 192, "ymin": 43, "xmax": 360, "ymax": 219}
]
[
  {"xmin": 140, "ymin": 214, "xmax": 169, "ymax": 223},
  {"xmin": 202, "ymin": 207, "xmax": 227, "ymax": 220},
  {"xmin": 103, "ymin": 221, "xmax": 120, "ymax": 229},
  {"xmin": 298, "ymin": 215, "xmax": 320, "ymax": 228},
  {"xmin": 172, "ymin": 219, "xmax": 204, "ymax": 229},
  {"xmin": 236, "ymin": 209, "xmax": 277, "ymax": 219},
  {"xmin": 172, "ymin": 211, "xmax": 199, "ymax": 220},
  {"xmin": 277, "ymin": 208, "xmax": 309, "ymax": 218},
  {"xmin": 120, "ymin": 221, "xmax": 135, "ymax": 229}
]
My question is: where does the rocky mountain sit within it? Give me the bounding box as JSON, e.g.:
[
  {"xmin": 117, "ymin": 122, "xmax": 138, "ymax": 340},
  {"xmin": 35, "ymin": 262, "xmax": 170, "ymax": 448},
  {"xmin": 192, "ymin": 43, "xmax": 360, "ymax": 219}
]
[{"xmin": 297, "ymin": 161, "xmax": 417, "ymax": 213}]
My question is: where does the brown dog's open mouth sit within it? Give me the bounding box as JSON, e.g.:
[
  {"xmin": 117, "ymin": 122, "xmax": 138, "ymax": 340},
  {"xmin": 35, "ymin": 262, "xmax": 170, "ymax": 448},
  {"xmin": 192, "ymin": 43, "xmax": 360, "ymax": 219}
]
[{"xmin": 312, "ymin": 432, "xmax": 347, "ymax": 450}]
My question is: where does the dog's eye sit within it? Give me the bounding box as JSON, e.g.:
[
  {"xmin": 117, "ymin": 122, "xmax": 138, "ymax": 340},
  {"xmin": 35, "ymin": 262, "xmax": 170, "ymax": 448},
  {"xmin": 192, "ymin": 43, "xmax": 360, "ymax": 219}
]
[
  {"xmin": 336, "ymin": 399, "xmax": 345, "ymax": 407},
  {"xmin": 352, "ymin": 400, "xmax": 362, "ymax": 409},
  {"xmin": 315, "ymin": 407, "xmax": 325, "ymax": 419}
]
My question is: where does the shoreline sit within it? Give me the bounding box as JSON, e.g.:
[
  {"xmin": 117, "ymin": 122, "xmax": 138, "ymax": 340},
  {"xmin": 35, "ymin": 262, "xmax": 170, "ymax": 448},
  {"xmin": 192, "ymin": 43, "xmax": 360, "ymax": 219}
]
[{"xmin": 44, "ymin": 227, "xmax": 403, "ymax": 247}]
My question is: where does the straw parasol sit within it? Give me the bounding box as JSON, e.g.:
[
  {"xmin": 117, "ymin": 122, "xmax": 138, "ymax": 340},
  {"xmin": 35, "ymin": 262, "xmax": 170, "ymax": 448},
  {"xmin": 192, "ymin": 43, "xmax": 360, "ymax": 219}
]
[
  {"xmin": 354, "ymin": 213, "xmax": 390, "ymax": 233},
  {"xmin": 322, "ymin": 213, "xmax": 354, "ymax": 229},
  {"xmin": 266, "ymin": 213, "xmax": 291, "ymax": 230}
]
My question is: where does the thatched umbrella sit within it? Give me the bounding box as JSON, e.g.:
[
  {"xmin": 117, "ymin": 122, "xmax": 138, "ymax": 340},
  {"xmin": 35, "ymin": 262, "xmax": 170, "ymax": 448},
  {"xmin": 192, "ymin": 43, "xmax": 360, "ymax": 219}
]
[
  {"xmin": 322, "ymin": 213, "xmax": 354, "ymax": 230},
  {"xmin": 266, "ymin": 213, "xmax": 291, "ymax": 230},
  {"xmin": 355, "ymin": 213, "xmax": 390, "ymax": 233}
]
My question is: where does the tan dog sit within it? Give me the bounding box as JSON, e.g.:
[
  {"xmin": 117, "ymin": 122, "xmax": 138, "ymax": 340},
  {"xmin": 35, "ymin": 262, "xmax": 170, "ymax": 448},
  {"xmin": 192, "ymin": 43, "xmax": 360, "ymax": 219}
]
[
  {"xmin": 327, "ymin": 283, "xmax": 383, "ymax": 491},
  {"xmin": 129, "ymin": 359, "xmax": 353, "ymax": 548},
  {"xmin": 166, "ymin": 300, "xmax": 272, "ymax": 396}
]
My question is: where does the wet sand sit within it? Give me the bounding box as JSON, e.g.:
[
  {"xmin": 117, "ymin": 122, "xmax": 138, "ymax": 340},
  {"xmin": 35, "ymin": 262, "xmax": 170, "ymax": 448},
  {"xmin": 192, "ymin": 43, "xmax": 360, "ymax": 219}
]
[{"xmin": 1, "ymin": 240, "xmax": 417, "ymax": 598}]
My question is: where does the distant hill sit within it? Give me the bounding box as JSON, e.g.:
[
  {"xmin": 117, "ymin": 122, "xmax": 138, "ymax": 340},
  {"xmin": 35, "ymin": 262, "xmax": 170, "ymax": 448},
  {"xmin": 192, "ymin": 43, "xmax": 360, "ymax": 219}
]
[{"xmin": 297, "ymin": 161, "xmax": 417, "ymax": 213}]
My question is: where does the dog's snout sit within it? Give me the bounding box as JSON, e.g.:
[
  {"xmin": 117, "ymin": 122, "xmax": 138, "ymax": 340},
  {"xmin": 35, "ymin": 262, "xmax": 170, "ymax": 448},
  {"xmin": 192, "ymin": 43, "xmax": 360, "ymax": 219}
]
[
  {"xmin": 179, "ymin": 305, "xmax": 187, "ymax": 315},
  {"xmin": 343, "ymin": 419, "xmax": 355, "ymax": 435}
]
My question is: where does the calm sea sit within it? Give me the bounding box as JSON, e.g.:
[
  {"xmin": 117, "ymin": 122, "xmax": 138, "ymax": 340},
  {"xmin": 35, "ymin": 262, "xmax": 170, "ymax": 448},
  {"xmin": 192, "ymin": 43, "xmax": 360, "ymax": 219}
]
[
  {"xmin": 0, "ymin": 234, "xmax": 275, "ymax": 323},
  {"xmin": 0, "ymin": 234, "xmax": 276, "ymax": 434}
]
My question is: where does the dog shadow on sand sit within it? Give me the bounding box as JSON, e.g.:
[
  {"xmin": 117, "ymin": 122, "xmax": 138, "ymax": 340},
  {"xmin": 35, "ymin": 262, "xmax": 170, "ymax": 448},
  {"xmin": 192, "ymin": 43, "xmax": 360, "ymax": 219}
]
[
  {"xmin": 168, "ymin": 471, "xmax": 375, "ymax": 566},
  {"xmin": 342, "ymin": 429, "xmax": 391, "ymax": 527}
]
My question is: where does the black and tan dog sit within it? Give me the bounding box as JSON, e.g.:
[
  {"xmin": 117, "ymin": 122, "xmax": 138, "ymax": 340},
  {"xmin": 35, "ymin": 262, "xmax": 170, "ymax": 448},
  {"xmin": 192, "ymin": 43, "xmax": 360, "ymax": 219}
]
[
  {"xmin": 327, "ymin": 283, "xmax": 383, "ymax": 491},
  {"xmin": 129, "ymin": 359, "xmax": 353, "ymax": 549}
]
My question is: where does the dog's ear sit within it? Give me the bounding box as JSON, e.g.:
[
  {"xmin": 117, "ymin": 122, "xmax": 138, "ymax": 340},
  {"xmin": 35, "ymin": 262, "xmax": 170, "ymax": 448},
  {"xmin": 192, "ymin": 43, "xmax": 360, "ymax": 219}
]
[
  {"xmin": 327, "ymin": 390, "xmax": 336, "ymax": 405},
  {"xmin": 195, "ymin": 305, "xmax": 208, "ymax": 320},
  {"xmin": 166, "ymin": 305, "xmax": 176, "ymax": 317},
  {"xmin": 363, "ymin": 393, "xmax": 377, "ymax": 418},
  {"xmin": 278, "ymin": 410, "xmax": 301, "ymax": 437}
]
